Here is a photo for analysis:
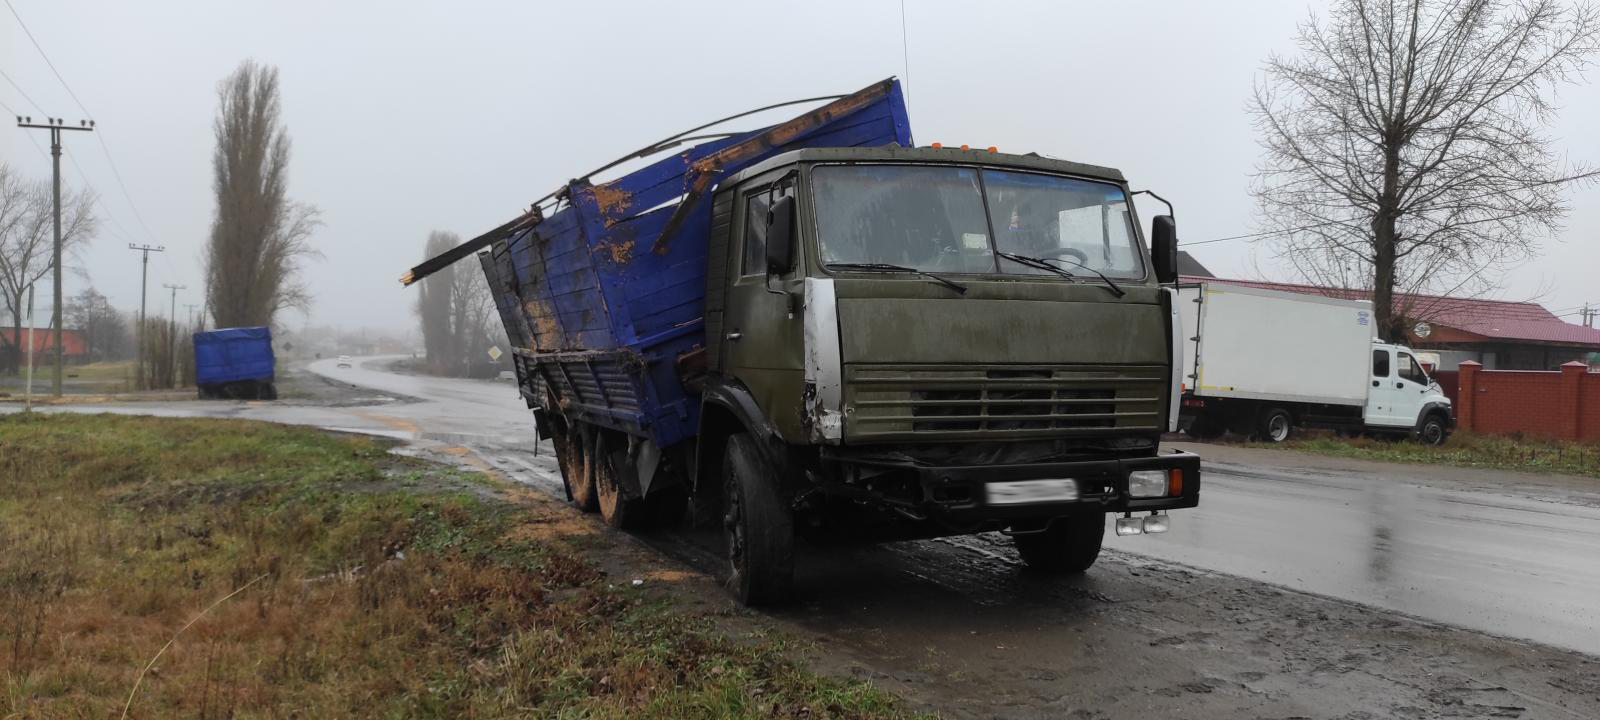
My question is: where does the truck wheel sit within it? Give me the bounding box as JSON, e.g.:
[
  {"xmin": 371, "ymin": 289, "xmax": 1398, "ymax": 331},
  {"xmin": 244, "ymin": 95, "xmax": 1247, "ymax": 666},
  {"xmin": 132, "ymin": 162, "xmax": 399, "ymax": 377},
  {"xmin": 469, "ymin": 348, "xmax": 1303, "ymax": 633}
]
[
  {"xmin": 1259, "ymin": 407, "xmax": 1293, "ymax": 443},
  {"xmin": 1014, "ymin": 511, "xmax": 1104, "ymax": 573},
  {"xmin": 594, "ymin": 431, "xmax": 643, "ymax": 529},
  {"xmin": 568, "ymin": 425, "xmax": 600, "ymax": 513},
  {"xmin": 259, "ymin": 382, "xmax": 278, "ymax": 401},
  {"xmin": 550, "ymin": 427, "xmax": 575, "ymax": 502},
  {"xmin": 1418, "ymin": 414, "xmax": 1449, "ymax": 446},
  {"xmin": 721, "ymin": 432, "xmax": 794, "ymax": 605}
]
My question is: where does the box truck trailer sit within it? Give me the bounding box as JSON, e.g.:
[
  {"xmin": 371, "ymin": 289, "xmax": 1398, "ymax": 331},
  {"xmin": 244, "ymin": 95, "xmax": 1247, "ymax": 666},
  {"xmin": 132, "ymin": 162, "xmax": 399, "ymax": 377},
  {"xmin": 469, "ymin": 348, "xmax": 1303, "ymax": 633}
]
[
  {"xmin": 1177, "ymin": 282, "xmax": 1452, "ymax": 444},
  {"xmin": 403, "ymin": 79, "xmax": 1201, "ymax": 604}
]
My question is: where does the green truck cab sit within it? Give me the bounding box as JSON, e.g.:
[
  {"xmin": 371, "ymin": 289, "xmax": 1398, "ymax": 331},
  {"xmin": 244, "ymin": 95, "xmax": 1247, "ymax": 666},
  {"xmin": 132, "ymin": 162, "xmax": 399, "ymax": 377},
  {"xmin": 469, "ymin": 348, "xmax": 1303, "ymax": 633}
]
[{"xmin": 697, "ymin": 146, "xmax": 1199, "ymax": 602}]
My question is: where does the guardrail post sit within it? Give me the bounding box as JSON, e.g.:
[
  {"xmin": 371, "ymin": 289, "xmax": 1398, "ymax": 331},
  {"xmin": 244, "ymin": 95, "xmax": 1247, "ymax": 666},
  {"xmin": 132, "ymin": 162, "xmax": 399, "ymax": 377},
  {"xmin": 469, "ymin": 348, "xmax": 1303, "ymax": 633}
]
[
  {"xmin": 1457, "ymin": 361, "xmax": 1480, "ymax": 433},
  {"xmin": 1560, "ymin": 361, "xmax": 1586, "ymax": 441}
]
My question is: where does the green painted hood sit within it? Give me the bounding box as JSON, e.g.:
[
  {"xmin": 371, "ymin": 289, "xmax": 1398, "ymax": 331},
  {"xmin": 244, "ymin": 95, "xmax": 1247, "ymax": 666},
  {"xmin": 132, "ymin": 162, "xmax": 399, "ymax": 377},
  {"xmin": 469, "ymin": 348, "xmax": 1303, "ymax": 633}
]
[{"xmin": 833, "ymin": 280, "xmax": 1168, "ymax": 365}]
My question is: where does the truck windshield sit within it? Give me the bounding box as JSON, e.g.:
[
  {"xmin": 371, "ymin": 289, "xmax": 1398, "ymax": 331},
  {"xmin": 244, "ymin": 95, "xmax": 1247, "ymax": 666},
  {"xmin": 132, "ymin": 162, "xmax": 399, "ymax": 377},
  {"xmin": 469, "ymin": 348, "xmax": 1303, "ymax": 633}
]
[{"xmin": 812, "ymin": 164, "xmax": 1145, "ymax": 280}]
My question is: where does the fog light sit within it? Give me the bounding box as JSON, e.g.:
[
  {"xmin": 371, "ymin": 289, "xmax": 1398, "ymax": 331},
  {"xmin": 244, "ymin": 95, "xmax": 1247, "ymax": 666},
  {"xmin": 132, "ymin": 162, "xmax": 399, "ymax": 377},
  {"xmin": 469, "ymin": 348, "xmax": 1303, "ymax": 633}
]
[
  {"xmin": 1128, "ymin": 470, "xmax": 1167, "ymax": 498},
  {"xmin": 1115, "ymin": 515, "xmax": 1143, "ymax": 536},
  {"xmin": 1142, "ymin": 512, "xmax": 1170, "ymax": 534}
]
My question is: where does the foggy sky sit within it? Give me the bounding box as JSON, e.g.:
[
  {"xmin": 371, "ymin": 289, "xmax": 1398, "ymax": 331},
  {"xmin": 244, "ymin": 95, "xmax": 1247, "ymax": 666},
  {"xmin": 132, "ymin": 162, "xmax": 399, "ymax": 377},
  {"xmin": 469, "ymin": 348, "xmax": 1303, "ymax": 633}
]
[{"xmin": 2, "ymin": 0, "xmax": 1597, "ymax": 336}]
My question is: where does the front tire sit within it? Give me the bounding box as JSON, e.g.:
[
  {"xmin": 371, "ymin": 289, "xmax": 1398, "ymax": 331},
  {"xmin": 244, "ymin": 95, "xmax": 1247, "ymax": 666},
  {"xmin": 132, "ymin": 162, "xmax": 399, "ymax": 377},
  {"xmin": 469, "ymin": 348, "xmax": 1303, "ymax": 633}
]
[
  {"xmin": 1015, "ymin": 512, "xmax": 1105, "ymax": 573},
  {"xmin": 1417, "ymin": 414, "xmax": 1449, "ymax": 446},
  {"xmin": 721, "ymin": 432, "xmax": 794, "ymax": 605}
]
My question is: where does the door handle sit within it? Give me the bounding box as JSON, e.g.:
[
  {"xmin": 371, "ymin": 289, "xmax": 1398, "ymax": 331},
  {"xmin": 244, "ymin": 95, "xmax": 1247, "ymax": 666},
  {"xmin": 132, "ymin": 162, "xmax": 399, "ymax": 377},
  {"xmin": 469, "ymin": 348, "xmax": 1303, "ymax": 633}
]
[
  {"xmin": 1395, "ymin": 382, "xmax": 1404, "ymax": 389},
  {"xmin": 726, "ymin": 331, "xmax": 742, "ymax": 341}
]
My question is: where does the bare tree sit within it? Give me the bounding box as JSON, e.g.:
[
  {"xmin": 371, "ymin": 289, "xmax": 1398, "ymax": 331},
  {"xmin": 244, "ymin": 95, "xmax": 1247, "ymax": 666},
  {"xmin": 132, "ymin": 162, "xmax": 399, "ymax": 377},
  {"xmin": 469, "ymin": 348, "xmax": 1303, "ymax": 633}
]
[
  {"xmin": 205, "ymin": 59, "xmax": 321, "ymax": 330},
  {"xmin": 0, "ymin": 163, "xmax": 97, "ymax": 374},
  {"xmin": 1252, "ymin": 0, "xmax": 1599, "ymax": 340},
  {"xmin": 452, "ymin": 251, "xmax": 497, "ymax": 372},
  {"xmin": 66, "ymin": 286, "xmax": 131, "ymax": 362},
  {"xmin": 416, "ymin": 231, "xmax": 458, "ymax": 373},
  {"xmin": 413, "ymin": 230, "xmax": 501, "ymax": 376}
]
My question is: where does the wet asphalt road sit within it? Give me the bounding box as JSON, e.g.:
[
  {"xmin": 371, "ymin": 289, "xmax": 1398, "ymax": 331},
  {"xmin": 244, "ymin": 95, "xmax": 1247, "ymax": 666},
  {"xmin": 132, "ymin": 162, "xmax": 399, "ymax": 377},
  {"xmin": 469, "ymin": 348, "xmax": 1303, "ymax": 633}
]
[
  {"xmin": 10, "ymin": 355, "xmax": 1600, "ymax": 717},
  {"xmin": 17, "ymin": 355, "xmax": 1597, "ymax": 655}
]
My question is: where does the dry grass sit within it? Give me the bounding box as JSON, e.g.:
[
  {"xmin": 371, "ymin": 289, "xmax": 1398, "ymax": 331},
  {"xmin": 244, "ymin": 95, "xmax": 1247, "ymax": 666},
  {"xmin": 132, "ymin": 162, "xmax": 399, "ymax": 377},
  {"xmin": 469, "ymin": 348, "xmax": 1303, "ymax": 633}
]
[{"xmin": 0, "ymin": 414, "xmax": 921, "ymax": 719}]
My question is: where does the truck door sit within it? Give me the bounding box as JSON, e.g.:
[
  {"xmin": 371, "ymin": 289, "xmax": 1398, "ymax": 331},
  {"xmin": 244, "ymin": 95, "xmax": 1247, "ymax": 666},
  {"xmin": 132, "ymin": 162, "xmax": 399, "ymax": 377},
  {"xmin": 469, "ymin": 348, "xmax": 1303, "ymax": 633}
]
[
  {"xmin": 1389, "ymin": 350, "xmax": 1433, "ymax": 426},
  {"xmin": 1365, "ymin": 346, "xmax": 1407, "ymax": 428},
  {"xmin": 719, "ymin": 172, "xmax": 804, "ymax": 431}
]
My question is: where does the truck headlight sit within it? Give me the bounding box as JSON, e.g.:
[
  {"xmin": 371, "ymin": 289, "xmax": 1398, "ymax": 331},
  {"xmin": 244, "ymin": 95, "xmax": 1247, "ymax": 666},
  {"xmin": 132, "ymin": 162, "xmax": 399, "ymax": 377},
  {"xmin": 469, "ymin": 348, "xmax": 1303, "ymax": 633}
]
[{"xmin": 1128, "ymin": 470, "xmax": 1169, "ymax": 498}]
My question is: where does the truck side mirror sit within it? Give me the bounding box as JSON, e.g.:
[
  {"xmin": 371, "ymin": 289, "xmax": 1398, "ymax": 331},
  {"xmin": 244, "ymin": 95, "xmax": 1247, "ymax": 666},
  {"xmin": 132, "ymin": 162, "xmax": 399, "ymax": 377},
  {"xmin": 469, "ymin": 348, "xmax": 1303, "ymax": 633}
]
[
  {"xmin": 1151, "ymin": 215, "xmax": 1178, "ymax": 284},
  {"xmin": 765, "ymin": 196, "xmax": 796, "ymax": 275}
]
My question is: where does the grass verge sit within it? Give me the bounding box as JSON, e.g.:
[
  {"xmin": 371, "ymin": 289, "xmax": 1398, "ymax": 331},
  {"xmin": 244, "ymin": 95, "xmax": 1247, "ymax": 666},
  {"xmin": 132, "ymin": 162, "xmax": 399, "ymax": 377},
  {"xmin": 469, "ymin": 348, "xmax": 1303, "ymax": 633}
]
[
  {"xmin": 1241, "ymin": 431, "xmax": 1600, "ymax": 478},
  {"xmin": 0, "ymin": 413, "xmax": 920, "ymax": 718}
]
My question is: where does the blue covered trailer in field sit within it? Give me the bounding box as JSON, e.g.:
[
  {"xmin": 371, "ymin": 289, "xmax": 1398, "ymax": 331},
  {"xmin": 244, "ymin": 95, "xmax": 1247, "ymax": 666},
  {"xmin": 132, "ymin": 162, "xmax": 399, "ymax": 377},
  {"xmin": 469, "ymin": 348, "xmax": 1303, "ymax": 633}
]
[
  {"xmin": 193, "ymin": 326, "xmax": 277, "ymax": 400},
  {"xmin": 470, "ymin": 80, "xmax": 910, "ymax": 450}
]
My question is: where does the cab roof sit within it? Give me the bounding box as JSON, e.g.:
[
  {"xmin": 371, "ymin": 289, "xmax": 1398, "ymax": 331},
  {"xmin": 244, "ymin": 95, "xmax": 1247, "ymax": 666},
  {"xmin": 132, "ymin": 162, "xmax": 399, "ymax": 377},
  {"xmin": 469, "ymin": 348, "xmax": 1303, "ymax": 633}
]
[{"xmin": 720, "ymin": 146, "xmax": 1128, "ymax": 188}]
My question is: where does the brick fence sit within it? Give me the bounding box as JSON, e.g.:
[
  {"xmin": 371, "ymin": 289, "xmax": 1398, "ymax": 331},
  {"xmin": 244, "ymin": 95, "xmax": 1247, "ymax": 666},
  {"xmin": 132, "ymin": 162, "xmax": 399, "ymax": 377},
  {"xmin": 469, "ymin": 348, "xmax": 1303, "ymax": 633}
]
[{"xmin": 1455, "ymin": 361, "xmax": 1600, "ymax": 442}]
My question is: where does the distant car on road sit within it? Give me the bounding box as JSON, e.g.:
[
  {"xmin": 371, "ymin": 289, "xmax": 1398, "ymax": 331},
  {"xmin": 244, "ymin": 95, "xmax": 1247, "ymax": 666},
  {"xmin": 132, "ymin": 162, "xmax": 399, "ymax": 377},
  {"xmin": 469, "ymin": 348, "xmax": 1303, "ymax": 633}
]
[
  {"xmin": 497, "ymin": 370, "xmax": 515, "ymax": 381},
  {"xmin": 336, "ymin": 355, "xmax": 353, "ymax": 369}
]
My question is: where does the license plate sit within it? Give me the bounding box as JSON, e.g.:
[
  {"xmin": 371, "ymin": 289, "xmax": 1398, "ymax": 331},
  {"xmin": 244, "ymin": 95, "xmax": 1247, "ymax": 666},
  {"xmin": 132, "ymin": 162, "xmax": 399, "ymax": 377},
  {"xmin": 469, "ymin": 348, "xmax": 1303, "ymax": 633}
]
[{"xmin": 985, "ymin": 479, "xmax": 1079, "ymax": 506}]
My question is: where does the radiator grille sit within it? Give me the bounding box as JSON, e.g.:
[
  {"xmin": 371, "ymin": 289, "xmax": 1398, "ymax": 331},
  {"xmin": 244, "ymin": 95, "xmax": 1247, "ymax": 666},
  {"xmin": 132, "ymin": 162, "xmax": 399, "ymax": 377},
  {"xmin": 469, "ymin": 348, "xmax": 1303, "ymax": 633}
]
[{"xmin": 846, "ymin": 364, "xmax": 1164, "ymax": 441}]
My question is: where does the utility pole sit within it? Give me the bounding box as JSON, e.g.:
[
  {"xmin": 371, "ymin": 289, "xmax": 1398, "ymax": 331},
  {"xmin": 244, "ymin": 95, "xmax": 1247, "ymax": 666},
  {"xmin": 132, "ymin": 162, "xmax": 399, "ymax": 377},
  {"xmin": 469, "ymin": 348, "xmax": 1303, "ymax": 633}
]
[
  {"xmin": 24, "ymin": 284, "xmax": 35, "ymax": 411},
  {"xmin": 164, "ymin": 283, "xmax": 185, "ymax": 387},
  {"xmin": 128, "ymin": 243, "xmax": 165, "ymax": 388},
  {"xmin": 17, "ymin": 116, "xmax": 94, "ymax": 396},
  {"xmin": 184, "ymin": 303, "xmax": 200, "ymax": 329}
]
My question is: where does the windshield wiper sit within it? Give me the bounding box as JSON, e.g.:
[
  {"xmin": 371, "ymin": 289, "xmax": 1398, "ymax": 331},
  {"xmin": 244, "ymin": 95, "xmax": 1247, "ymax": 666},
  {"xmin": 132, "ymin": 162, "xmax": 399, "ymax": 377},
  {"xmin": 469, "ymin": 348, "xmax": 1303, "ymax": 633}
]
[
  {"xmin": 996, "ymin": 252, "xmax": 1126, "ymax": 298},
  {"xmin": 825, "ymin": 262, "xmax": 968, "ymax": 295}
]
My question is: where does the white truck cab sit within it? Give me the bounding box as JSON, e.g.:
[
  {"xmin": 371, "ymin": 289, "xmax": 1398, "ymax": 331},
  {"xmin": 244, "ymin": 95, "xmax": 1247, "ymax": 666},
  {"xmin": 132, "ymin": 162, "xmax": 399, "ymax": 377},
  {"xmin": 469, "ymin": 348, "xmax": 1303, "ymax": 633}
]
[{"xmin": 1366, "ymin": 342, "xmax": 1453, "ymax": 443}]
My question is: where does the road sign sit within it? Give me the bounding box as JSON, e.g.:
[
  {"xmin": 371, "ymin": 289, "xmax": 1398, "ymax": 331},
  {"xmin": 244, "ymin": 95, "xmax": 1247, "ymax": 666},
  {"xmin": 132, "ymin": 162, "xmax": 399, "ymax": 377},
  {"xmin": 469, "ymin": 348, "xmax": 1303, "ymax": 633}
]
[{"xmin": 487, "ymin": 345, "xmax": 503, "ymax": 361}]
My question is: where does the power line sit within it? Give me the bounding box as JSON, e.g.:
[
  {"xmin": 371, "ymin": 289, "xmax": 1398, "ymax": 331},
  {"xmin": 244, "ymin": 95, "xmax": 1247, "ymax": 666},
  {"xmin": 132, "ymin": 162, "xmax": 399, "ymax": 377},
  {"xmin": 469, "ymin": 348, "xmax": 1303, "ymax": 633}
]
[
  {"xmin": 899, "ymin": 0, "xmax": 912, "ymax": 115},
  {"xmin": 0, "ymin": 67, "xmax": 48, "ymax": 115},
  {"xmin": 4, "ymin": 0, "xmax": 92, "ymax": 118},
  {"xmin": 1181, "ymin": 168, "xmax": 1600, "ymax": 248},
  {"xmin": 4, "ymin": 0, "xmax": 161, "ymax": 247}
]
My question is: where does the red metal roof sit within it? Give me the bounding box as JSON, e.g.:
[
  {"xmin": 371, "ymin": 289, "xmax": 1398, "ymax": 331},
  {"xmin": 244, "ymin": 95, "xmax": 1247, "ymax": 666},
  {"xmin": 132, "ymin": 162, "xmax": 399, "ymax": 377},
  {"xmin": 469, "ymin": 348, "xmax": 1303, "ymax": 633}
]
[
  {"xmin": 1183, "ymin": 276, "xmax": 1600, "ymax": 347},
  {"xmin": 0, "ymin": 328, "xmax": 88, "ymax": 355}
]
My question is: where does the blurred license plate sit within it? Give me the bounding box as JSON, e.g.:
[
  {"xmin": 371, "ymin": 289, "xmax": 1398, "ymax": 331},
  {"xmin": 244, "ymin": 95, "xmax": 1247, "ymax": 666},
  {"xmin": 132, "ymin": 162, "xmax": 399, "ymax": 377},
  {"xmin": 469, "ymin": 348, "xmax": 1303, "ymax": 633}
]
[{"xmin": 986, "ymin": 479, "xmax": 1079, "ymax": 505}]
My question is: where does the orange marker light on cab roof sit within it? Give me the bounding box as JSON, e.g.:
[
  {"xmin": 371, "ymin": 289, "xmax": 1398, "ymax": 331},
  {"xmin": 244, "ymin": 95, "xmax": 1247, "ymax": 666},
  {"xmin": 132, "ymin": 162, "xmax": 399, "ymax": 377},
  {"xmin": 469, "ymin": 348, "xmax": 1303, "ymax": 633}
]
[
  {"xmin": 987, "ymin": 146, "xmax": 998, "ymax": 153},
  {"xmin": 960, "ymin": 144, "xmax": 970, "ymax": 151},
  {"xmin": 931, "ymin": 142, "xmax": 943, "ymax": 149}
]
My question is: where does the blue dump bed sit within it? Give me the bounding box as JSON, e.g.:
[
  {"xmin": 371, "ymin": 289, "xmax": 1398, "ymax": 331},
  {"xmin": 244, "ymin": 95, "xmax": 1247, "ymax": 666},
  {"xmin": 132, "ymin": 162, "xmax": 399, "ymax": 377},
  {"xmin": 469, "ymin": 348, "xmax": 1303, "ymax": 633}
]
[
  {"xmin": 193, "ymin": 326, "xmax": 275, "ymax": 386},
  {"xmin": 476, "ymin": 80, "xmax": 910, "ymax": 449}
]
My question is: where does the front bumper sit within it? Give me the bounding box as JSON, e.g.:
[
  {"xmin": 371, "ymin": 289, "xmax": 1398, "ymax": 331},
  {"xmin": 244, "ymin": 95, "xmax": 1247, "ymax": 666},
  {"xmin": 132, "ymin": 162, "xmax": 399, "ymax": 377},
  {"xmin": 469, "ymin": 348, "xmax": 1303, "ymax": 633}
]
[{"xmin": 829, "ymin": 449, "xmax": 1201, "ymax": 522}]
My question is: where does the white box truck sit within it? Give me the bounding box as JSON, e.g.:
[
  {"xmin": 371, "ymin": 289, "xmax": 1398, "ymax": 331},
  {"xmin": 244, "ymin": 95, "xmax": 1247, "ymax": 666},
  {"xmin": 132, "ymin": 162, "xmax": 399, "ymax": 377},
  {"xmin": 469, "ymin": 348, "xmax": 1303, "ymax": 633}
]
[{"xmin": 1177, "ymin": 282, "xmax": 1453, "ymax": 444}]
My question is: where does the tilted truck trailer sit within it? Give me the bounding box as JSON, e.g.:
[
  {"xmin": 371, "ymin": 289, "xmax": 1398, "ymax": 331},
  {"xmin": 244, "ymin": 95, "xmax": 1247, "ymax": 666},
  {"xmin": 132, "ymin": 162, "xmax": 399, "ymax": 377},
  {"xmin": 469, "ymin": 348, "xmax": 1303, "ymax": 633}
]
[
  {"xmin": 193, "ymin": 326, "xmax": 277, "ymax": 400},
  {"xmin": 404, "ymin": 79, "xmax": 1200, "ymax": 604},
  {"xmin": 1177, "ymin": 282, "xmax": 1452, "ymax": 444}
]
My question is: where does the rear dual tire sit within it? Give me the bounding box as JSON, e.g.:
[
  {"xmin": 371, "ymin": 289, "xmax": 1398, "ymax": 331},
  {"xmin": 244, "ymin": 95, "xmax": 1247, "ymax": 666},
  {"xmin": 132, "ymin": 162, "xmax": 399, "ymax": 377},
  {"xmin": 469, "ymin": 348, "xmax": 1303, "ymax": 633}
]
[{"xmin": 1258, "ymin": 407, "xmax": 1293, "ymax": 443}]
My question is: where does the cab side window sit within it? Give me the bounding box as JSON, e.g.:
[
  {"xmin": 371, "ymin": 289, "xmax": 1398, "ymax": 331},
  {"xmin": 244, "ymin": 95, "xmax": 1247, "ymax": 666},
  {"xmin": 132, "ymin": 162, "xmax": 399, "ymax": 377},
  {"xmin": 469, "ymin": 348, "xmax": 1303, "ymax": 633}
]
[
  {"xmin": 1372, "ymin": 349, "xmax": 1390, "ymax": 377},
  {"xmin": 1398, "ymin": 353, "xmax": 1427, "ymax": 384},
  {"xmin": 742, "ymin": 179, "xmax": 796, "ymax": 277}
]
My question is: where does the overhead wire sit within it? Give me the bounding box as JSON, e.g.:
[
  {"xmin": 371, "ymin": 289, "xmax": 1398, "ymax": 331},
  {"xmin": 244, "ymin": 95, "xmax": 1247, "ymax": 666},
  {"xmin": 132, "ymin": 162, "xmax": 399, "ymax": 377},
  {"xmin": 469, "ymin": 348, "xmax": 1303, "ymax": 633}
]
[
  {"xmin": 1180, "ymin": 168, "xmax": 1600, "ymax": 248},
  {"xmin": 4, "ymin": 0, "xmax": 162, "ymax": 248},
  {"xmin": 0, "ymin": 66, "xmax": 48, "ymax": 116}
]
